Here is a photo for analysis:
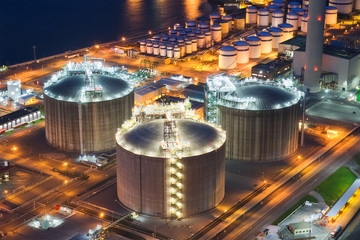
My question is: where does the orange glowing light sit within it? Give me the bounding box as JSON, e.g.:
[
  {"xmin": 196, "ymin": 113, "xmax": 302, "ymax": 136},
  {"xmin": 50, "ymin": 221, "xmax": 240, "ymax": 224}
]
[{"xmin": 314, "ymin": 66, "xmax": 318, "ymax": 71}]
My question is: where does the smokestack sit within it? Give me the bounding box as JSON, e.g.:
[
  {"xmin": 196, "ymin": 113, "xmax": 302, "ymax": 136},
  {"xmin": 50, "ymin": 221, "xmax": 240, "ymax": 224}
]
[{"xmin": 303, "ymin": 0, "xmax": 327, "ymax": 93}]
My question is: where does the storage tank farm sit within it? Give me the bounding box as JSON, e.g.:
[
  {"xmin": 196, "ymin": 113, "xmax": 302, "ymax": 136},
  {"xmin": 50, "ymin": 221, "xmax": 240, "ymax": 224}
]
[
  {"xmin": 205, "ymin": 74, "xmax": 302, "ymax": 162},
  {"xmin": 115, "ymin": 101, "xmax": 226, "ymax": 218},
  {"xmin": 43, "ymin": 58, "xmax": 134, "ymax": 153}
]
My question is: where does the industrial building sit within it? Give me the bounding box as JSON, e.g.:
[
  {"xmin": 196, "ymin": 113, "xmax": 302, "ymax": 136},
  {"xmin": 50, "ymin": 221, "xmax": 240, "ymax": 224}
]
[
  {"xmin": 206, "ymin": 75, "xmax": 302, "ymax": 161},
  {"xmin": 251, "ymin": 59, "xmax": 292, "ymax": 80},
  {"xmin": 134, "ymin": 81, "xmax": 166, "ymax": 105},
  {"xmin": 44, "ymin": 60, "xmax": 134, "ymax": 154},
  {"xmin": 115, "ymin": 101, "xmax": 226, "ymax": 218},
  {"xmin": 0, "ymin": 107, "xmax": 41, "ymax": 132}
]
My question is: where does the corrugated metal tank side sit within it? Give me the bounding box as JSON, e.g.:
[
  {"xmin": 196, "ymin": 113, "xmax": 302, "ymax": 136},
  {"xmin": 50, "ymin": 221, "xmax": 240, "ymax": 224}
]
[{"xmin": 218, "ymin": 102, "xmax": 300, "ymax": 161}]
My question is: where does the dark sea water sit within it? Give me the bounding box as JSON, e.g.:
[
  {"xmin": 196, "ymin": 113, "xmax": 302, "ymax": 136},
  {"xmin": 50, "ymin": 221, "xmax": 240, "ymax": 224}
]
[{"xmin": 0, "ymin": 0, "xmax": 217, "ymax": 66}]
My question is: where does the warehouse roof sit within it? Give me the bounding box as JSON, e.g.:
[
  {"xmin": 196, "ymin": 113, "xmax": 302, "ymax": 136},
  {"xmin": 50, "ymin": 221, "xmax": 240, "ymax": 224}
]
[
  {"xmin": 0, "ymin": 107, "xmax": 39, "ymax": 125},
  {"xmin": 44, "ymin": 73, "xmax": 133, "ymax": 102},
  {"xmin": 280, "ymin": 35, "xmax": 306, "ymax": 48},
  {"xmin": 135, "ymin": 82, "xmax": 165, "ymax": 96},
  {"xmin": 117, "ymin": 119, "xmax": 225, "ymax": 157},
  {"xmin": 326, "ymin": 179, "xmax": 360, "ymax": 217}
]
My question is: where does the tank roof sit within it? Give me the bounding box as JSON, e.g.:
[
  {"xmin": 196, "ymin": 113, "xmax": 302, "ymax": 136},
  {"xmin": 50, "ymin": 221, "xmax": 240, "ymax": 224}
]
[
  {"xmin": 220, "ymin": 46, "xmax": 236, "ymax": 51},
  {"xmin": 117, "ymin": 119, "xmax": 225, "ymax": 157},
  {"xmin": 233, "ymin": 41, "xmax": 249, "ymax": 46},
  {"xmin": 326, "ymin": 6, "xmax": 337, "ymax": 10},
  {"xmin": 279, "ymin": 23, "xmax": 293, "ymax": 28},
  {"xmin": 268, "ymin": 27, "xmax": 283, "ymax": 32},
  {"xmin": 246, "ymin": 36, "xmax": 261, "ymax": 41},
  {"xmin": 257, "ymin": 31, "xmax": 272, "ymax": 37}
]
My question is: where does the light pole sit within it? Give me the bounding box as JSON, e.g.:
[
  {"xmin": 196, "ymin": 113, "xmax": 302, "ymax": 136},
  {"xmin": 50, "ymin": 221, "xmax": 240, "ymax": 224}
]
[{"xmin": 33, "ymin": 45, "xmax": 37, "ymax": 63}]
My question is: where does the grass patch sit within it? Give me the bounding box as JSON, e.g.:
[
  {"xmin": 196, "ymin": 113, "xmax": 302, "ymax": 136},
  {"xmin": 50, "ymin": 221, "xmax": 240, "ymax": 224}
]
[
  {"xmin": 3, "ymin": 130, "xmax": 15, "ymax": 136},
  {"xmin": 353, "ymin": 153, "xmax": 360, "ymax": 166},
  {"xmin": 314, "ymin": 167, "xmax": 356, "ymax": 206},
  {"xmin": 273, "ymin": 195, "xmax": 318, "ymax": 225},
  {"xmin": 30, "ymin": 118, "xmax": 45, "ymax": 125}
]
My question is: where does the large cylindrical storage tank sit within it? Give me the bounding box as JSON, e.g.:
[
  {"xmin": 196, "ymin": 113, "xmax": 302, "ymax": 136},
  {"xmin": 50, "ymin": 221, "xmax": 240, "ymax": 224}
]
[
  {"xmin": 267, "ymin": 4, "xmax": 280, "ymax": 23},
  {"xmin": 174, "ymin": 45, "xmax": 181, "ymax": 59},
  {"xmin": 146, "ymin": 41, "xmax": 153, "ymax": 54},
  {"xmin": 209, "ymin": 13, "xmax": 221, "ymax": 25},
  {"xmin": 185, "ymin": 40, "xmax": 192, "ymax": 54},
  {"xmin": 233, "ymin": 41, "xmax": 249, "ymax": 64},
  {"xmin": 257, "ymin": 31, "xmax": 273, "ymax": 54},
  {"xmin": 279, "ymin": 23, "xmax": 294, "ymax": 41},
  {"xmin": 116, "ymin": 118, "xmax": 226, "ymax": 218},
  {"xmin": 167, "ymin": 45, "xmax": 174, "ymax": 58},
  {"xmin": 272, "ymin": 10, "xmax": 284, "ymax": 27},
  {"xmin": 326, "ymin": 6, "xmax": 338, "ymax": 25},
  {"xmin": 217, "ymin": 82, "xmax": 301, "ymax": 161},
  {"xmin": 222, "ymin": 15, "xmax": 232, "ymax": 31},
  {"xmin": 219, "ymin": 20, "xmax": 229, "ymax": 38},
  {"xmin": 153, "ymin": 42, "xmax": 160, "ymax": 55},
  {"xmin": 301, "ymin": 14, "xmax": 308, "ymax": 32},
  {"xmin": 198, "ymin": 22, "xmax": 209, "ymax": 32},
  {"xmin": 246, "ymin": 36, "xmax": 262, "ymax": 59},
  {"xmin": 272, "ymin": 0, "xmax": 285, "ymax": 9},
  {"xmin": 268, "ymin": 27, "xmax": 283, "ymax": 49},
  {"xmin": 329, "ymin": 0, "xmax": 353, "ymax": 14},
  {"xmin": 160, "ymin": 44, "xmax": 167, "ymax": 57},
  {"xmin": 186, "ymin": 21, "xmax": 196, "ymax": 29},
  {"xmin": 219, "ymin": 46, "xmax": 237, "ymax": 70},
  {"xmin": 291, "ymin": 8, "xmax": 305, "ymax": 26},
  {"xmin": 211, "ymin": 25, "xmax": 222, "ymax": 43},
  {"xmin": 257, "ymin": 9, "xmax": 270, "ymax": 27},
  {"xmin": 286, "ymin": 12, "xmax": 299, "ymax": 30},
  {"xmin": 139, "ymin": 40, "xmax": 146, "ymax": 53},
  {"xmin": 197, "ymin": 33, "xmax": 205, "ymax": 48},
  {"xmin": 234, "ymin": 16, "xmax": 245, "ymax": 31},
  {"xmin": 246, "ymin": 6, "xmax": 257, "ymax": 24},
  {"xmin": 44, "ymin": 63, "xmax": 134, "ymax": 153},
  {"xmin": 191, "ymin": 38, "xmax": 197, "ymax": 52}
]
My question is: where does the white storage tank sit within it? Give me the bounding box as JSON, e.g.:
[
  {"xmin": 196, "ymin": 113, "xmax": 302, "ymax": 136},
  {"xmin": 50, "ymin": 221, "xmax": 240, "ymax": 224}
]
[
  {"xmin": 233, "ymin": 41, "xmax": 249, "ymax": 64},
  {"xmin": 268, "ymin": 27, "xmax": 283, "ymax": 49},
  {"xmin": 257, "ymin": 31, "xmax": 273, "ymax": 54},
  {"xmin": 288, "ymin": 2, "xmax": 301, "ymax": 12},
  {"xmin": 222, "ymin": 15, "xmax": 233, "ymax": 31},
  {"xmin": 7, "ymin": 80, "xmax": 21, "ymax": 100},
  {"xmin": 219, "ymin": 46, "xmax": 237, "ymax": 69},
  {"xmin": 167, "ymin": 45, "xmax": 174, "ymax": 58},
  {"xmin": 197, "ymin": 33, "xmax": 205, "ymax": 48},
  {"xmin": 257, "ymin": 9, "xmax": 270, "ymax": 27},
  {"xmin": 234, "ymin": 16, "xmax": 245, "ymax": 31},
  {"xmin": 272, "ymin": 10, "xmax": 284, "ymax": 27},
  {"xmin": 186, "ymin": 21, "xmax": 196, "ymax": 29},
  {"xmin": 146, "ymin": 41, "xmax": 153, "ymax": 54},
  {"xmin": 246, "ymin": 6, "xmax": 257, "ymax": 24},
  {"xmin": 198, "ymin": 22, "xmax": 209, "ymax": 31},
  {"xmin": 191, "ymin": 38, "xmax": 197, "ymax": 52},
  {"xmin": 185, "ymin": 40, "xmax": 192, "ymax": 54},
  {"xmin": 211, "ymin": 25, "xmax": 222, "ymax": 43},
  {"xmin": 286, "ymin": 12, "xmax": 299, "ymax": 30},
  {"xmin": 139, "ymin": 40, "xmax": 146, "ymax": 53},
  {"xmin": 178, "ymin": 39, "xmax": 185, "ymax": 57},
  {"xmin": 267, "ymin": 4, "xmax": 280, "ymax": 23},
  {"xmin": 291, "ymin": 8, "xmax": 305, "ymax": 26},
  {"xmin": 174, "ymin": 45, "xmax": 180, "ymax": 59},
  {"xmin": 272, "ymin": 0, "xmax": 285, "ymax": 9},
  {"xmin": 174, "ymin": 23, "xmax": 181, "ymax": 30},
  {"xmin": 219, "ymin": 20, "xmax": 229, "ymax": 38},
  {"xmin": 160, "ymin": 44, "xmax": 167, "ymax": 57},
  {"xmin": 210, "ymin": 13, "xmax": 221, "ymax": 25},
  {"xmin": 279, "ymin": 23, "xmax": 294, "ymax": 41},
  {"xmin": 204, "ymin": 31, "xmax": 212, "ymax": 47},
  {"xmin": 246, "ymin": 36, "xmax": 262, "ymax": 59},
  {"xmin": 301, "ymin": 14, "xmax": 308, "ymax": 32},
  {"xmin": 329, "ymin": 0, "xmax": 353, "ymax": 14},
  {"xmin": 153, "ymin": 42, "xmax": 160, "ymax": 55},
  {"xmin": 325, "ymin": 6, "xmax": 338, "ymax": 25}
]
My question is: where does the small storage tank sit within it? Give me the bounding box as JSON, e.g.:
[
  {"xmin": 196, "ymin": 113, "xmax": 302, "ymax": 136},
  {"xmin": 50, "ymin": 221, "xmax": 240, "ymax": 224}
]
[
  {"xmin": 211, "ymin": 25, "xmax": 222, "ymax": 43},
  {"xmin": 268, "ymin": 27, "xmax": 283, "ymax": 49},
  {"xmin": 146, "ymin": 41, "xmax": 153, "ymax": 54},
  {"xmin": 267, "ymin": 4, "xmax": 280, "ymax": 23},
  {"xmin": 197, "ymin": 33, "xmax": 205, "ymax": 48},
  {"xmin": 169, "ymin": 29, "xmax": 177, "ymax": 36},
  {"xmin": 209, "ymin": 13, "xmax": 221, "ymax": 25},
  {"xmin": 325, "ymin": 6, "xmax": 338, "ymax": 25},
  {"xmin": 169, "ymin": 37, "xmax": 177, "ymax": 44},
  {"xmin": 272, "ymin": 10, "xmax": 284, "ymax": 27},
  {"xmin": 174, "ymin": 45, "xmax": 181, "ymax": 59},
  {"xmin": 246, "ymin": 36, "xmax": 262, "ymax": 59},
  {"xmin": 191, "ymin": 38, "xmax": 197, "ymax": 52},
  {"xmin": 7, "ymin": 80, "xmax": 21, "ymax": 100},
  {"xmin": 234, "ymin": 16, "xmax": 245, "ymax": 31},
  {"xmin": 179, "ymin": 31, "xmax": 186, "ymax": 37},
  {"xmin": 167, "ymin": 45, "xmax": 174, "ymax": 58},
  {"xmin": 204, "ymin": 31, "xmax": 212, "ymax": 47},
  {"xmin": 198, "ymin": 22, "xmax": 209, "ymax": 31},
  {"xmin": 187, "ymin": 32, "xmax": 196, "ymax": 39},
  {"xmin": 219, "ymin": 20, "xmax": 229, "ymax": 38},
  {"xmin": 257, "ymin": 31, "xmax": 273, "ymax": 54},
  {"xmin": 286, "ymin": 12, "xmax": 299, "ymax": 30},
  {"xmin": 174, "ymin": 23, "xmax": 181, "ymax": 30},
  {"xmin": 219, "ymin": 46, "xmax": 237, "ymax": 69},
  {"xmin": 288, "ymin": 2, "xmax": 301, "ymax": 12},
  {"xmin": 153, "ymin": 42, "xmax": 160, "ymax": 55},
  {"xmin": 179, "ymin": 43, "xmax": 186, "ymax": 57},
  {"xmin": 279, "ymin": 23, "xmax": 294, "ymax": 41},
  {"xmin": 233, "ymin": 41, "xmax": 249, "ymax": 64},
  {"xmin": 222, "ymin": 15, "xmax": 232, "ymax": 31},
  {"xmin": 153, "ymin": 35, "xmax": 161, "ymax": 41},
  {"xmin": 139, "ymin": 40, "xmax": 146, "ymax": 53},
  {"xmin": 185, "ymin": 40, "xmax": 192, "ymax": 54},
  {"xmin": 246, "ymin": 6, "xmax": 257, "ymax": 24},
  {"xmin": 160, "ymin": 44, "xmax": 167, "ymax": 56},
  {"xmin": 291, "ymin": 8, "xmax": 305, "ymax": 26},
  {"xmin": 301, "ymin": 14, "xmax": 308, "ymax": 32},
  {"xmin": 257, "ymin": 9, "xmax": 270, "ymax": 27},
  {"xmin": 329, "ymin": 0, "xmax": 353, "ymax": 14},
  {"xmin": 272, "ymin": 0, "xmax": 285, "ymax": 9},
  {"xmin": 186, "ymin": 21, "xmax": 196, "ymax": 29}
]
